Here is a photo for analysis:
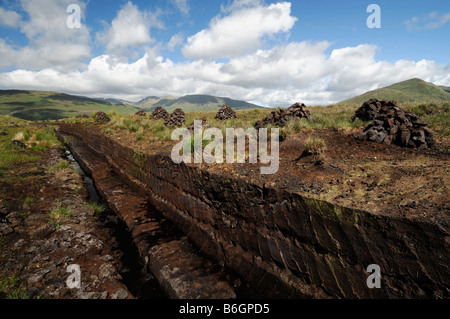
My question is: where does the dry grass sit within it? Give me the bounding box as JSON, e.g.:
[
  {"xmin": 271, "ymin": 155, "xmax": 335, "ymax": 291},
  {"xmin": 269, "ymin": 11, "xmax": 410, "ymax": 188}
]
[{"xmin": 60, "ymin": 101, "xmax": 449, "ymax": 145}]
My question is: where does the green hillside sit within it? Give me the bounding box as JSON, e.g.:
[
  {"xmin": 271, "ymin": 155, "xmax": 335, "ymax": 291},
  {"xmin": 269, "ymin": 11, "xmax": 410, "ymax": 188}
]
[
  {"xmin": 137, "ymin": 94, "xmax": 262, "ymax": 112},
  {"xmin": 136, "ymin": 96, "xmax": 176, "ymax": 109},
  {"xmin": 439, "ymin": 85, "xmax": 450, "ymax": 94},
  {"xmin": 338, "ymin": 78, "xmax": 450, "ymax": 105},
  {"xmin": 0, "ymin": 90, "xmax": 140, "ymax": 121}
]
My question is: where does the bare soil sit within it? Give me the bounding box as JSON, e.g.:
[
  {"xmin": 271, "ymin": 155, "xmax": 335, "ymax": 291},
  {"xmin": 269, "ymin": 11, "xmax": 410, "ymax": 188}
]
[
  {"xmin": 209, "ymin": 128, "xmax": 449, "ymax": 222},
  {"xmin": 0, "ymin": 145, "xmax": 134, "ymax": 299}
]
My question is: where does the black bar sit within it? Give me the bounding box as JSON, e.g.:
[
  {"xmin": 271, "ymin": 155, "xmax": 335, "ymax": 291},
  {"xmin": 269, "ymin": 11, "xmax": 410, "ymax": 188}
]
[{"xmin": 1, "ymin": 298, "xmax": 446, "ymax": 318}]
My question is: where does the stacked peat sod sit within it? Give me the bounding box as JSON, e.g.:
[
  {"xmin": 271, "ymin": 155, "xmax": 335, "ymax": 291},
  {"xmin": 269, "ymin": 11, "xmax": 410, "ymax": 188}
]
[
  {"xmin": 215, "ymin": 104, "xmax": 237, "ymax": 120},
  {"xmin": 354, "ymin": 99, "xmax": 436, "ymax": 149},
  {"xmin": 150, "ymin": 106, "xmax": 170, "ymax": 120},
  {"xmin": 134, "ymin": 110, "xmax": 146, "ymax": 117},
  {"xmin": 165, "ymin": 108, "xmax": 186, "ymax": 127},
  {"xmin": 94, "ymin": 111, "xmax": 111, "ymax": 123},
  {"xmin": 351, "ymin": 98, "xmax": 397, "ymax": 122},
  {"xmin": 254, "ymin": 102, "xmax": 312, "ymax": 129}
]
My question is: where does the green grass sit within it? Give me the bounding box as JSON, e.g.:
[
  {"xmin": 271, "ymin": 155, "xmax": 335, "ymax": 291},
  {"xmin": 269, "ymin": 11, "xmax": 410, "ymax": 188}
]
[
  {"xmin": 70, "ymin": 187, "xmax": 82, "ymax": 194},
  {"xmin": 0, "ymin": 273, "xmax": 28, "ymax": 299},
  {"xmin": 304, "ymin": 137, "xmax": 327, "ymax": 155},
  {"xmin": 404, "ymin": 102, "xmax": 450, "ymax": 137},
  {"xmin": 48, "ymin": 203, "xmax": 72, "ymax": 229},
  {"xmin": 84, "ymin": 201, "xmax": 105, "ymax": 215},
  {"xmin": 0, "ymin": 116, "xmax": 62, "ymax": 169},
  {"xmin": 89, "ymin": 101, "xmax": 450, "ymax": 144},
  {"xmin": 23, "ymin": 197, "xmax": 35, "ymax": 206},
  {"xmin": 280, "ymin": 104, "xmax": 367, "ymax": 134},
  {"xmin": 101, "ymin": 112, "xmax": 175, "ymax": 142},
  {"xmin": 136, "ymin": 94, "xmax": 262, "ymax": 112},
  {"xmin": 49, "ymin": 159, "xmax": 71, "ymax": 172}
]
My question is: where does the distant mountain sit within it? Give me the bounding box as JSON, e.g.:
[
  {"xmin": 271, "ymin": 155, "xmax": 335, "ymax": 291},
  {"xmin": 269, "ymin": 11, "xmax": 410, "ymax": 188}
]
[
  {"xmin": 136, "ymin": 94, "xmax": 262, "ymax": 112},
  {"xmin": 338, "ymin": 78, "xmax": 450, "ymax": 105},
  {"xmin": 0, "ymin": 90, "xmax": 262, "ymax": 120},
  {"xmin": 93, "ymin": 97, "xmax": 136, "ymax": 106},
  {"xmin": 0, "ymin": 90, "xmax": 139, "ymax": 121},
  {"xmin": 136, "ymin": 96, "xmax": 176, "ymax": 109}
]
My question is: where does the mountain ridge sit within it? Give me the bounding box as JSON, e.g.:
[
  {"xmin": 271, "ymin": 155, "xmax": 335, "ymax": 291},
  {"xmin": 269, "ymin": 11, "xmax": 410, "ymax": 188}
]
[
  {"xmin": 134, "ymin": 94, "xmax": 262, "ymax": 112},
  {"xmin": 0, "ymin": 89, "xmax": 139, "ymax": 121},
  {"xmin": 0, "ymin": 89, "xmax": 263, "ymax": 120},
  {"xmin": 338, "ymin": 78, "xmax": 450, "ymax": 105}
]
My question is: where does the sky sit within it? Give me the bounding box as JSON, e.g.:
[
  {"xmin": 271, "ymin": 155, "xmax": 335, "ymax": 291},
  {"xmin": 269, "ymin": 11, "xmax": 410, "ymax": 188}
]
[{"xmin": 0, "ymin": 0, "xmax": 449, "ymax": 106}]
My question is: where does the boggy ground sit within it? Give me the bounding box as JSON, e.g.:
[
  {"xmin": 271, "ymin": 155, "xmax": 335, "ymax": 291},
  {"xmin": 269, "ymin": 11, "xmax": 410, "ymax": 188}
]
[
  {"xmin": 0, "ymin": 125, "xmax": 139, "ymax": 299},
  {"xmin": 81, "ymin": 105, "xmax": 448, "ymax": 224},
  {"xmin": 107, "ymin": 122, "xmax": 449, "ymax": 223},
  {"xmin": 58, "ymin": 120, "xmax": 449, "ymax": 298},
  {"xmin": 205, "ymin": 128, "xmax": 449, "ymax": 222}
]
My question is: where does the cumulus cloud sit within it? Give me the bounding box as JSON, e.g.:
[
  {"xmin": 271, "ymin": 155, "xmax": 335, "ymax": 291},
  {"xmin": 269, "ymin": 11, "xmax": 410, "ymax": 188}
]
[
  {"xmin": 182, "ymin": 1, "xmax": 297, "ymax": 59},
  {"xmin": 0, "ymin": 0, "xmax": 90, "ymax": 71},
  {"xmin": 96, "ymin": 1, "xmax": 164, "ymax": 54},
  {"xmin": 1, "ymin": 1, "xmax": 449, "ymax": 106},
  {"xmin": 1, "ymin": 41, "xmax": 448, "ymax": 106}
]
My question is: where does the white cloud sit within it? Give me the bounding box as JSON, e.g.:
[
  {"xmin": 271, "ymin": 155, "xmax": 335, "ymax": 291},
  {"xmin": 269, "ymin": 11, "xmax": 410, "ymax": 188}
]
[
  {"xmin": 168, "ymin": 33, "xmax": 184, "ymax": 51},
  {"xmin": 0, "ymin": 0, "xmax": 91, "ymax": 71},
  {"xmin": 171, "ymin": 0, "xmax": 190, "ymax": 15},
  {"xmin": 1, "ymin": 1, "xmax": 449, "ymax": 107},
  {"xmin": 182, "ymin": 1, "xmax": 297, "ymax": 59},
  {"xmin": 96, "ymin": 1, "xmax": 164, "ymax": 54},
  {"xmin": 1, "ymin": 41, "xmax": 449, "ymax": 106},
  {"xmin": 0, "ymin": 7, "xmax": 22, "ymax": 27},
  {"xmin": 220, "ymin": 0, "xmax": 262, "ymax": 13},
  {"xmin": 404, "ymin": 11, "xmax": 450, "ymax": 31}
]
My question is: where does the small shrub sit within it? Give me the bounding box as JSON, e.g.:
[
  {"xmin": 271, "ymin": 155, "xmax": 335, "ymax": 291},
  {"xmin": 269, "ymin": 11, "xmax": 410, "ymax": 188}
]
[
  {"xmin": 0, "ymin": 273, "xmax": 28, "ymax": 299},
  {"xmin": 134, "ymin": 127, "xmax": 145, "ymax": 141},
  {"xmin": 23, "ymin": 197, "xmax": 35, "ymax": 206},
  {"xmin": 50, "ymin": 160, "xmax": 71, "ymax": 172},
  {"xmin": 315, "ymin": 152, "xmax": 328, "ymax": 165},
  {"xmin": 13, "ymin": 132, "xmax": 24, "ymax": 141},
  {"xmin": 84, "ymin": 201, "xmax": 105, "ymax": 215},
  {"xmin": 70, "ymin": 187, "xmax": 82, "ymax": 194},
  {"xmin": 48, "ymin": 204, "xmax": 72, "ymax": 229},
  {"xmin": 304, "ymin": 137, "xmax": 327, "ymax": 155}
]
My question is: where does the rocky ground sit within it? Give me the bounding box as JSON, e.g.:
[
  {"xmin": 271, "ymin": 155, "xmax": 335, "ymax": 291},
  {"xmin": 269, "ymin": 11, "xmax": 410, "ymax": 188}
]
[{"xmin": 0, "ymin": 145, "xmax": 147, "ymax": 299}]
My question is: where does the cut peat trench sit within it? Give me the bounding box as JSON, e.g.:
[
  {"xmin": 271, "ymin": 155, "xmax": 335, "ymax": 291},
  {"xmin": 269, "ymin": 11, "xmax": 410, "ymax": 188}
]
[
  {"xmin": 59, "ymin": 134, "xmax": 248, "ymax": 299},
  {"xmin": 56, "ymin": 123, "xmax": 450, "ymax": 299},
  {"xmin": 65, "ymin": 147, "xmax": 166, "ymax": 299}
]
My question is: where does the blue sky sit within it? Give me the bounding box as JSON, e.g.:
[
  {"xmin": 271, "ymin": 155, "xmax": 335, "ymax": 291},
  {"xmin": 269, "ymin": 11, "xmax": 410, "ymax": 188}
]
[{"xmin": 0, "ymin": 0, "xmax": 449, "ymax": 106}]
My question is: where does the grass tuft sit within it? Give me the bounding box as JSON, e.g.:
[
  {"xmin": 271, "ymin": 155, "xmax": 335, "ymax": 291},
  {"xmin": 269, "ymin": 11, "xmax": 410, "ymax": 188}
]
[
  {"xmin": 84, "ymin": 201, "xmax": 105, "ymax": 215},
  {"xmin": 50, "ymin": 160, "xmax": 71, "ymax": 172},
  {"xmin": 0, "ymin": 273, "xmax": 28, "ymax": 299},
  {"xmin": 48, "ymin": 203, "xmax": 72, "ymax": 229},
  {"xmin": 304, "ymin": 137, "xmax": 327, "ymax": 155}
]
